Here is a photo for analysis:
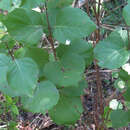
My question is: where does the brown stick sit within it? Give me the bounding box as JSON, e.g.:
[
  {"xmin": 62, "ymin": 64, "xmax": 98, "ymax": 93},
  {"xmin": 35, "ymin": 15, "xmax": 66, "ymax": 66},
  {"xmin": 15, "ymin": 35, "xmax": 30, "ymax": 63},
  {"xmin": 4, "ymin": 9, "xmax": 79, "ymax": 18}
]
[
  {"xmin": 44, "ymin": 2, "xmax": 57, "ymax": 61},
  {"xmin": 4, "ymin": 42, "xmax": 14, "ymax": 60},
  {"xmin": 85, "ymin": 0, "xmax": 90, "ymax": 16},
  {"xmin": 93, "ymin": 0, "xmax": 104, "ymax": 129}
]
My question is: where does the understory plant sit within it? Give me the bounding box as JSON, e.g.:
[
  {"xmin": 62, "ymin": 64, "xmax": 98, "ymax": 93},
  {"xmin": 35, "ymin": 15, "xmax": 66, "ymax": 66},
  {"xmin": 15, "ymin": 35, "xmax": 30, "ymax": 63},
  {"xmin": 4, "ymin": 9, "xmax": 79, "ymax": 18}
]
[{"xmin": 0, "ymin": 0, "xmax": 130, "ymax": 129}]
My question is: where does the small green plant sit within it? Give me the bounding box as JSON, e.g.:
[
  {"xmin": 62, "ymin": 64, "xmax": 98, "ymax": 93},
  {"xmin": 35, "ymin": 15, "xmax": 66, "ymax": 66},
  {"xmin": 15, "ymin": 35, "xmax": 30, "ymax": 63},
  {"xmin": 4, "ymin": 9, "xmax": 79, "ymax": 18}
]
[
  {"xmin": 0, "ymin": 95, "xmax": 19, "ymax": 130},
  {"xmin": 0, "ymin": 0, "xmax": 130, "ymax": 129}
]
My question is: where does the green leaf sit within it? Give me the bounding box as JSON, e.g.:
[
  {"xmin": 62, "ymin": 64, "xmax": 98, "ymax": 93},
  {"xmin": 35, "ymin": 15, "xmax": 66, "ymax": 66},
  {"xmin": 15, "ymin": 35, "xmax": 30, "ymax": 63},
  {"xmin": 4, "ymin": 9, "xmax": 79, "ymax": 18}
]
[
  {"xmin": 14, "ymin": 47, "xmax": 26, "ymax": 58},
  {"xmin": 0, "ymin": 0, "xmax": 21, "ymax": 12},
  {"xmin": 119, "ymin": 69, "xmax": 130, "ymax": 81},
  {"xmin": 110, "ymin": 110, "xmax": 129, "ymax": 128},
  {"xmin": 44, "ymin": 53, "xmax": 85, "ymax": 87},
  {"xmin": 20, "ymin": 0, "xmax": 44, "ymax": 9},
  {"xmin": 22, "ymin": 81, "xmax": 59, "ymax": 114},
  {"xmin": 8, "ymin": 121, "xmax": 18, "ymax": 130},
  {"xmin": 7, "ymin": 57, "xmax": 39, "ymax": 97},
  {"xmin": 123, "ymin": 81, "xmax": 130, "ymax": 101},
  {"xmin": 1, "ymin": 34, "xmax": 16, "ymax": 50},
  {"xmin": 124, "ymin": 101, "xmax": 130, "ymax": 110},
  {"xmin": 56, "ymin": 44, "xmax": 69, "ymax": 58},
  {"xmin": 127, "ymin": 110, "xmax": 130, "ymax": 121},
  {"xmin": 123, "ymin": 1, "xmax": 130, "ymax": 25},
  {"xmin": 117, "ymin": 29, "xmax": 128, "ymax": 46},
  {"xmin": 0, "ymin": 54, "xmax": 20, "ymax": 97},
  {"xmin": 5, "ymin": 96, "xmax": 13, "ymax": 104},
  {"xmin": 2, "ymin": 8, "xmax": 45, "ymax": 45},
  {"xmin": 14, "ymin": 47, "xmax": 49, "ymax": 77},
  {"xmin": 94, "ymin": 31, "xmax": 129, "ymax": 69},
  {"xmin": 49, "ymin": 94, "xmax": 83, "ymax": 125},
  {"xmin": 70, "ymin": 40, "xmax": 94, "ymax": 67},
  {"xmin": 60, "ymin": 80, "xmax": 87, "ymax": 97},
  {"xmin": 56, "ymin": 39, "xmax": 94, "ymax": 67},
  {"xmin": 0, "ymin": 0, "xmax": 13, "ymax": 11},
  {"xmin": 0, "ymin": 54, "xmax": 10, "ymax": 86},
  {"xmin": 24, "ymin": 47, "xmax": 49, "ymax": 68},
  {"xmin": 48, "ymin": 0, "xmax": 73, "ymax": 9},
  {"xmin": 53, "ymin": 7, "xmax": 96, "ymax": 43},
  {"xmin": 11, "ymin": 104, "xmax": 19, "ymax": 115}
]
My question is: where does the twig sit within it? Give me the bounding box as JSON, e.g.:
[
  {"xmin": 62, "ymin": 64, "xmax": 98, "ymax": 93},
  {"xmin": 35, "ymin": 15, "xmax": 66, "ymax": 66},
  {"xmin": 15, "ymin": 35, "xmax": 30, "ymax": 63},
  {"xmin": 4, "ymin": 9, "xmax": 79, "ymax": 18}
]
[
  {"xmin": 104, "ymin": 2, "xmax": 127, "ymax": 17},
  {"xmin": 86, "ymin": 69, "xmax": 119, "ymax": 74},
  {"xmin": 4, "ymin": 42, "xmax": 15, "ymax": 60},
  {"xmin": 44, "ymin": 2, "xmax": 57, "ymax": 61},
  {"xmin": 105, "ymin": 90, "xmax": 126, "ymax": 106},
  {"xmin": 85, "ymin": 0, "xmax": 90, "ymax": 16},
  {"xmin": 100, "ymin": 23, "xmax": 130, "ymax": 31},
  {"xmin": 92, "ymin": 0, "xmax": 104, "ymax": 129},
  {"xmin": 94, "ymin": 60, "xmax": 104, "ymax": 115}
]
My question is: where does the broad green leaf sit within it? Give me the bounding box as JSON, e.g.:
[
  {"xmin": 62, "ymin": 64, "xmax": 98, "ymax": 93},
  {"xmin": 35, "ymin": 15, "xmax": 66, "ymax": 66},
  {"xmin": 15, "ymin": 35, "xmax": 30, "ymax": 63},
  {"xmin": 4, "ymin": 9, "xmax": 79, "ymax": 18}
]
[
  {"xmin": 24, "ymin": 48, "xmax": 49, "ymax": 69},
  {"xmin": 70, "ymin": 40, "xmax": 94, "ymax": 67},
  {"xmin": 110, "ymin": 110, "xmax": 129, "ymax": 128},
  {"xmin": 56, "ymin": 39, "xmax": 94, "ymax": 67},
  {"xmin": 119, "ymin": 69, "xmax": 130, "ymax": 81},
  {"xmin": 20, "ymin": 0, "xmax": 44, "ymax": 9},
  {"xmin": 56, "ymin": 44, "xmax": 69, "ymax": 58},
  {"xmin": 53, "ymin": 7, "xmax": 96, "ymax": 43},
  {"xmin": 44, "ymin": 53, "xmax": 85, "ymax": 87},
  {"xmin": 94, "ymin": 32, "xmax": 129, "ymax": 69},
  {"xmin": 49, "ymin": 94, "xmax": 83, "ymax": 125},
  {"xmin": 117, "ymin": 29, "xmax": 128, "ymax": 46},
  {"xmin": 0, "ymin": 54, "xmax": 10, "ymax": 86},
  {"xmin": 123, "ymin": 1, "xmax": 130, "ymax": 25},
  {"xmin": 0, "ymin": 0, "xmax": 21, "ymax": 12},
  {"xmin": 14, "ymin": 47, "xmax": 26, "ymax": 58},
  {"xmin": 22, "ymin": 81, "xmax": 59, "ymax": 114},
  {"xmin": 0, "ymin": 0, "xmax": 12, "ymax": 11},
  {"xmin": 60, "ymin": 80, "xmax": 88, "ymax": 97},
  {"xmin": 48, "ymin": 0, "xmax": 73, "ymax": 9},
  {"xmin": 123, "ymin": 81, "xmax": 130, "ymax": 101},
  {"xmin": 7, "ymin": 57, "xmax": 39, "ymax": 97},
  {"xmin": 2, "ymin": 8, "xmax": 46, "ymax": 45},
  {"xmin": 127, "ymin": 110, "xmax": 130, "ymax": 121},
  {"xmin": 14, "ymin": 47, "xmax": 49, "ymax": 77},
  {"xmin": 57, "ymin": 39, "xmax": 92, "ymax": 56},
  {"xmin": 0, "ymin": 54, "xmax": 20, "ymax": 97}
]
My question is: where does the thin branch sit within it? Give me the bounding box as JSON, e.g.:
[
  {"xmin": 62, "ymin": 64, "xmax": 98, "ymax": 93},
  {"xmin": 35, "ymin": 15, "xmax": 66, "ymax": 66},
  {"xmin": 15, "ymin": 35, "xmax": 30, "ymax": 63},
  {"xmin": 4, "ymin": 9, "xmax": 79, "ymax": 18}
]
[
  {"xmin": 94, "ymin": 60, "xmax": 104, "ymax": 115},
  {"xmin": 104, "ymin": 2, "xmax": 127, "ymax": 17},
  {"xmin": 4, "ymin": 42, "xmax": 15, "ymax": 60},
  {"xmin": 85, "ymin": 0, "xmax": 90, "ymax": 16},
  {"xmin": 92, "ymin": 0, "xmax": 104, "ymax": 129},
  {"xmin": 44, "ymin": 2, "xmax": 57, "ymax": 61},
  {"xmin": 100, "ymin": 23, "xmax": 130, "ymax": 31}
]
